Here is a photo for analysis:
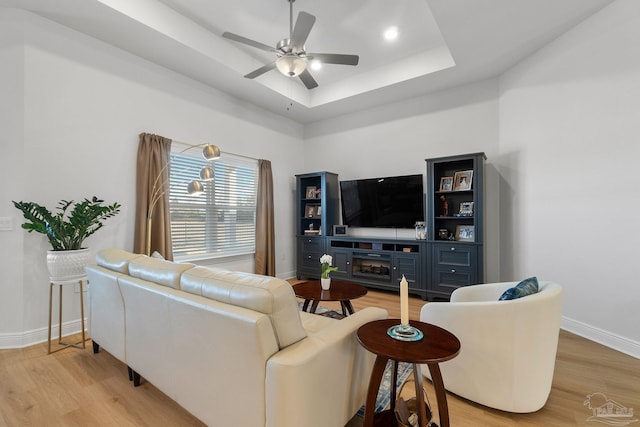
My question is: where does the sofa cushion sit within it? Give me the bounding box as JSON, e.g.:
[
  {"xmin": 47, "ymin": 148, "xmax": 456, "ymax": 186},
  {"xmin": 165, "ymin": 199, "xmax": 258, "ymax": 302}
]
[
  {"xmin": 96, "ymin": 248, "xmax": 144, "ymax": 274},
  {"xmin": 499, "ymin": 276, "xmax": 539, "ymax": 300},
  {"xmin": 181, "ymin": 266, "xmax": 307, "ymax": 349},
  {"xmin": 128, "ymin": 256, "xmax": 195, "ymax": 289}
]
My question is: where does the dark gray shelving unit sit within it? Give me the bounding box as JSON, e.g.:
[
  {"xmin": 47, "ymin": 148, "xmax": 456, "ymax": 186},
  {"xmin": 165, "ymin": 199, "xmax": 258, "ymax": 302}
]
[
  {"xmin": 295, "ymin": 172, "xmax": 339, "ymax": 279},
  {"xmin": 426, "ymin": 152, "xmax": 486, "ymax": 300}
]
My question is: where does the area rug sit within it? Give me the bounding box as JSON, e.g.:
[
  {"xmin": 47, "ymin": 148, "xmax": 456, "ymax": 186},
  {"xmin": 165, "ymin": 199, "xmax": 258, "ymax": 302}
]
[
  {"xmin": 297, "ymin": 301, "xmax": 346, "ymax": 319},
  {"xmin": 356, "ymin": 360, "xmax": 413, "ymax": 417}
]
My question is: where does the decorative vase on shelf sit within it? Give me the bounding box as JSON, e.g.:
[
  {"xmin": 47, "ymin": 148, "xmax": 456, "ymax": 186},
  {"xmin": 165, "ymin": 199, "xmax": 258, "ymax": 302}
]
[{"xmin": 321, "ymin": 277, "xmax": 331, "ymax": 290}]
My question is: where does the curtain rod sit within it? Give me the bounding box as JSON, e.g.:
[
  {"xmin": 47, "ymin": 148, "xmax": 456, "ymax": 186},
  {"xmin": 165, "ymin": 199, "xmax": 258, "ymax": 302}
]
[{"xmin": 172, "ymin": 139, "xmax": 260, "ymax": 162}]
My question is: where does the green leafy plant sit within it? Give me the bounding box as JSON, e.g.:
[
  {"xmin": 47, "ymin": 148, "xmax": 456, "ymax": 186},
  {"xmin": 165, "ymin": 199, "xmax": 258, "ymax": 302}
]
[{"xmin": 13, "ymin": 197, "xmax": 121, "ymax": 251}]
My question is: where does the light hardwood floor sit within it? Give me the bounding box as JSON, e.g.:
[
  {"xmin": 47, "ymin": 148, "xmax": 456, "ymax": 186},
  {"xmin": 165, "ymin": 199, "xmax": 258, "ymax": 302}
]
[{"xmin": 1, "ymin": 288, "xmax": 638, "ymax": 427}]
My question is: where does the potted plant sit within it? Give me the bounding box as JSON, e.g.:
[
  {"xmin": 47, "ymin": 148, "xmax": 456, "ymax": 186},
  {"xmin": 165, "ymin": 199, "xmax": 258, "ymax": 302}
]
[
  {"xmin": 320, "ymin": 254, "xmax": 338, "ymax": 290},
  {"xmin": 13, "ymin": 197, "xmax": 121, "ymax": 280}
]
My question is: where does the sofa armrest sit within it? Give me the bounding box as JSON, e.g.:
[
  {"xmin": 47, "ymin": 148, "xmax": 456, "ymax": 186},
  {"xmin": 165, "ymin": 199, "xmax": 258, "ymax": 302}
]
[{"xmin": 265, "ymin": 307, "xmax": 387, "ymax": 427}]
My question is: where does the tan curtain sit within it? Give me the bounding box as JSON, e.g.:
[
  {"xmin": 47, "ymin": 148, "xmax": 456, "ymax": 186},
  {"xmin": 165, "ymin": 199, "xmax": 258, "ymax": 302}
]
[
  {"xmin": 133, "ymin": 133, "xmax": 174, "ymax": 260},
  {"xmin": 255, "ymin": 159, "xmax": 275, "ymax": 276}
]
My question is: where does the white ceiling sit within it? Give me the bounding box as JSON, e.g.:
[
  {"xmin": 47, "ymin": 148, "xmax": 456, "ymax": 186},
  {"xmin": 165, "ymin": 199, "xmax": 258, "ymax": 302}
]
[{"xmin": 2, "ymin": 0, "xmax": 614, "ymax": 124}]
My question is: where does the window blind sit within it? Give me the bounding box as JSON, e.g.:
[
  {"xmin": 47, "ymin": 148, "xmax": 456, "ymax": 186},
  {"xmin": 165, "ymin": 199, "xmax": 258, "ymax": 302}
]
[{"xmin": 169, "ymin": 151, "xmax": 258, "ymax": 261}]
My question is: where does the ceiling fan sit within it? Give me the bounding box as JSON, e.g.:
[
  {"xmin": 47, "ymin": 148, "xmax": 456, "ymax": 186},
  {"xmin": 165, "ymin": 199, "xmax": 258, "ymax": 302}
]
[{"xmin": 222, "ymin": 0, "xmax": 359, "ymax": 89}]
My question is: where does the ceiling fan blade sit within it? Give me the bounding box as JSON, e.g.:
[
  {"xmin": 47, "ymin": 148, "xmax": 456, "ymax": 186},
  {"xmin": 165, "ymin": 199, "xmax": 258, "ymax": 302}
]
[
  {"xmin": 244, "ymin": 62, "xmax": 276, "ymax": 79},
  {"xmin": 222, "ymin": 32, "xmax": 276, "ymax": 53},
  {"xmin": 309, "ymin": 53, "xmax": 359, "ymax": 66},
  {"xmin": 291, "ymin": 12, "xmax": 316, "ymax": 48},
  {"xmin": 298, "ymin": 69, "xmax": 318, "ymax": 89}
]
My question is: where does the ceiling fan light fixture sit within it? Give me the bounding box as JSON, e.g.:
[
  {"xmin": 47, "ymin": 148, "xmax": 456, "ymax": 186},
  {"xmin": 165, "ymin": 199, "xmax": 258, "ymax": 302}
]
[
  {"xmin": 222, "ymin": 2, "xmax": 357, "ymax": 89},
  {"xmin": 276, "ymin": 53, "xmax": 307, "ymax": 77}
]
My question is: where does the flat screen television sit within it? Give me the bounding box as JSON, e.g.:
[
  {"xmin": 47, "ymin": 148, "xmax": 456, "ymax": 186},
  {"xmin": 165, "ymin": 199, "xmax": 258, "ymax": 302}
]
[{"xmin": 339, "ymin": 174, "xmax": 424, "ymax": 228}]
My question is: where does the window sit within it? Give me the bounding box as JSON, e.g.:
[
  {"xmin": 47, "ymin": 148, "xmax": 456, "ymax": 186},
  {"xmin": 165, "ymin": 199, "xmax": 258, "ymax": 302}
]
[{"xmin": 168, "ymin": 150, "xmax": 258, "ymax": 261}]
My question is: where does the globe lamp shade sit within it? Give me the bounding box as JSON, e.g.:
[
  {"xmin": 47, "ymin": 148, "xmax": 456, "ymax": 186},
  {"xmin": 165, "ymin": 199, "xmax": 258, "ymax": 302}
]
[
  {"xmin": 200, "ymin": 167, "xmax": 214, "ymax": 181},
  {"xmin": 187, "ymin": 180, "xmax": 204, "ymax": 195},
  {"xmin": 276, "ymin": 54, "xmax": 307, "ymax": 77},
  {"xmin": 202, "ymin": 144, "xmax": 221, "ymax": 160}
]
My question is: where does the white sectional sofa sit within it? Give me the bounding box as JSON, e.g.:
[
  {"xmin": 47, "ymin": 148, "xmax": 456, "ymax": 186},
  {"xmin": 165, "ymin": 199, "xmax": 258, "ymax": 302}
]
[{"xmin": 85, "ymin": 248, "xmax": 387, "ymax": 427}]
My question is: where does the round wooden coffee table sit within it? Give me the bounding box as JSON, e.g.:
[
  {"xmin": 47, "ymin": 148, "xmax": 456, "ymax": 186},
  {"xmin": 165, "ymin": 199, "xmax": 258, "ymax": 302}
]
[
  {"xmin": 357, "ymin": 319, "xmax": 460, "ymax": 427},
  {"xmin": 293, "ymin": 279, "xmax": 368, "ymax": 316}
]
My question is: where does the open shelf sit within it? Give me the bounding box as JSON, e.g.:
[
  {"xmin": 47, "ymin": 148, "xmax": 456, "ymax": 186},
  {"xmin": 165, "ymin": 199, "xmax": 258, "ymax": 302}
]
[{"xmin": 426, "ymin": 152, "xmax": 486, "ymax": 299}]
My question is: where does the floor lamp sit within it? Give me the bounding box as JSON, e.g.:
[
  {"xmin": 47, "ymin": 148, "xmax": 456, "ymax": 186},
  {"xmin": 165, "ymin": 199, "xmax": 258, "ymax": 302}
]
[{"xmin": 146, "ymin": 143, "xmax": 220, "ymax": 256}]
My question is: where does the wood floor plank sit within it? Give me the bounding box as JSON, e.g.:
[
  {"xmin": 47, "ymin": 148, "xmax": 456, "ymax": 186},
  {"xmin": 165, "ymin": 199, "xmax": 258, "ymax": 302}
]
[{"xmin": 1, "ymin": 286, "xmax": 638, "ymax": 427}]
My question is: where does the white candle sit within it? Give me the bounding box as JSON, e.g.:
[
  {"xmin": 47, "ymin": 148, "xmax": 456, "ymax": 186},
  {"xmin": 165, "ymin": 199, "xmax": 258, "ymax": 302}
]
[{"xmin": 400, "ymin": 275, "xmax": 409, "ymax": 327}]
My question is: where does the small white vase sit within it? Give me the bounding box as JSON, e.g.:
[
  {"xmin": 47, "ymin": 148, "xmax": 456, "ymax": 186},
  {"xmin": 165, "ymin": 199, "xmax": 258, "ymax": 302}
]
[{"xmin": 321, "ymin": 277, "xmax": 331, "ymax": 290}]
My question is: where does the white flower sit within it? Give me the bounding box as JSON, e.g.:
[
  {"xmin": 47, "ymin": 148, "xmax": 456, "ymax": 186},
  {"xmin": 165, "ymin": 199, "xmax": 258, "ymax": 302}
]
[
  {"xmin": 320, "ymin": 254, "xmax": 337, "ymax": 279},
  {"xmin": 320, "ymin": 254, "xmax": 333, "ymax": 265}
]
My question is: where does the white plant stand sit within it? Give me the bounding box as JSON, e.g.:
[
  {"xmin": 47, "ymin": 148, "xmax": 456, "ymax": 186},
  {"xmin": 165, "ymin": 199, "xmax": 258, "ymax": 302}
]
[{"xmin": 47, "ymin": 276, "xmax": 89, "ymax": 354}]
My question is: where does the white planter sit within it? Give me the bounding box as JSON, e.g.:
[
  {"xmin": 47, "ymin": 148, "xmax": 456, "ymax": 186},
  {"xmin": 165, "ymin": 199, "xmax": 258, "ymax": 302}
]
[
  {"xmin": 46, "ymin": 248, "xmax": 91, "ymax": 282},
  {"xmin": 321, "ymin": 277, "xmax": 331, "ymax": 290}
]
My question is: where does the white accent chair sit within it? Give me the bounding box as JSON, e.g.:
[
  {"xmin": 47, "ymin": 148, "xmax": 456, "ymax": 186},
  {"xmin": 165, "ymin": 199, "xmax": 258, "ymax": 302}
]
[{"xmin": 420, "ymin": 280, "xmax": 563, "ymax": 413}]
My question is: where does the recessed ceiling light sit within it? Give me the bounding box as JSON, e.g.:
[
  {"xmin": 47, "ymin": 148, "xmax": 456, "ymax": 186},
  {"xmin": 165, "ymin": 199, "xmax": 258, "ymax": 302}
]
[
  {"xmin": 310, "ymin": 61, "xmax": 322, "ymax": 71},
  {"xmin": 384, "ymin": 26, "xmax": 399, "ymax": 41}
]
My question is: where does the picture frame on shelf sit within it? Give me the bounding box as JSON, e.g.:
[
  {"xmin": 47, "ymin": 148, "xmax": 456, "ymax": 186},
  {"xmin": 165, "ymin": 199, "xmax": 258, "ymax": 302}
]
[
  {"xmin": 453, "ymin": 170, "xmax": 473, "ymax": 191},
  {"xmin": 333, "ymin": 224, "xmax": 348, "ymax": 236},
  {"xmin": 458, "ymin": 201, "xmax": 474, "ymax": 216},
  {"xmin": 455, "ymin": 225, "xmax": 475, "ymax": 242},
  {"xmin": 305, "ymin": 186, "xmax": 317, "ymax": 199},
  {"xmin": 439, "ymin": 176, "xmax": 454, "ymax": 192},
  {"xmin": 305, "ymin": 204, "xmax": 316, "ymax": 218}
]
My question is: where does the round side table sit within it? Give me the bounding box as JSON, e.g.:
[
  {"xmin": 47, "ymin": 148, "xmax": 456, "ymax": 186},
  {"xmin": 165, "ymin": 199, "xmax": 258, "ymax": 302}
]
[
  {"xmin": 293, "ymin": 279, "xmax": 368, "ymax": 316},
  {"xmin": 357, "ymin": 319, "xmax": 460, "ymax": 427}
]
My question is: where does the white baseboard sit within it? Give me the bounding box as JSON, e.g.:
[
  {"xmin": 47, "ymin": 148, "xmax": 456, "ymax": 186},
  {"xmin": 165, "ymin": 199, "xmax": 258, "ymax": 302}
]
[
  {"xmin": 0, "ymin": 318, "xmax": 86, "ymax": 349},
  {"xmin": 561, "ymin": 316, "xmax": 640, "ymax": 359},
  {"xmin": 277, "ymin": 269, "xmax": 297, "ymax": 281}
]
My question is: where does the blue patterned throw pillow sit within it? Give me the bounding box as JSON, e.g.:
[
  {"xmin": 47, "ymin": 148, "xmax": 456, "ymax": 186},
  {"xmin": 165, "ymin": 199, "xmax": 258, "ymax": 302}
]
[{"xmin": 499, "ymin": 276, "xmax": 539, "ymax": 301}]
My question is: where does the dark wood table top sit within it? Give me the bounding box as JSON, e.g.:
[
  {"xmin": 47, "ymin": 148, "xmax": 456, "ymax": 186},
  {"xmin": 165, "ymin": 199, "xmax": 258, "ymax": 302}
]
[
  {"xmin": 293, "ymin": 279, "xmax": 368, "ymax": 302},
  {"xmin": 357, "ymin": 319, "xmax": 460, "ymax": 364}
]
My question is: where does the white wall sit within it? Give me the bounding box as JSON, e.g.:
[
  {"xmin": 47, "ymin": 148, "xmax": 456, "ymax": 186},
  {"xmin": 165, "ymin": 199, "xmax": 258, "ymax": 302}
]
[
  {"xmin": 0, "ymin": 9, "xmax": 304, "ymax": 348},
  {"xmin": 305, "ymin": 79, "xmax": 502, "ymax": 282},
  {"xmin": 498, "ymin": 0, "xmax": 640, "ymax": 356},
  {"xmin": 0, "ymin": 11, "xmax": 26, "ymax": 339}
]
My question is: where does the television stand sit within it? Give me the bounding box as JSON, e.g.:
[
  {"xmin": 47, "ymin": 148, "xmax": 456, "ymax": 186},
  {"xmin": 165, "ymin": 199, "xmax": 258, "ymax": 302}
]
[{"xmin": 324, "ymin": 236, "xmax": 427, "ymax": 299}]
